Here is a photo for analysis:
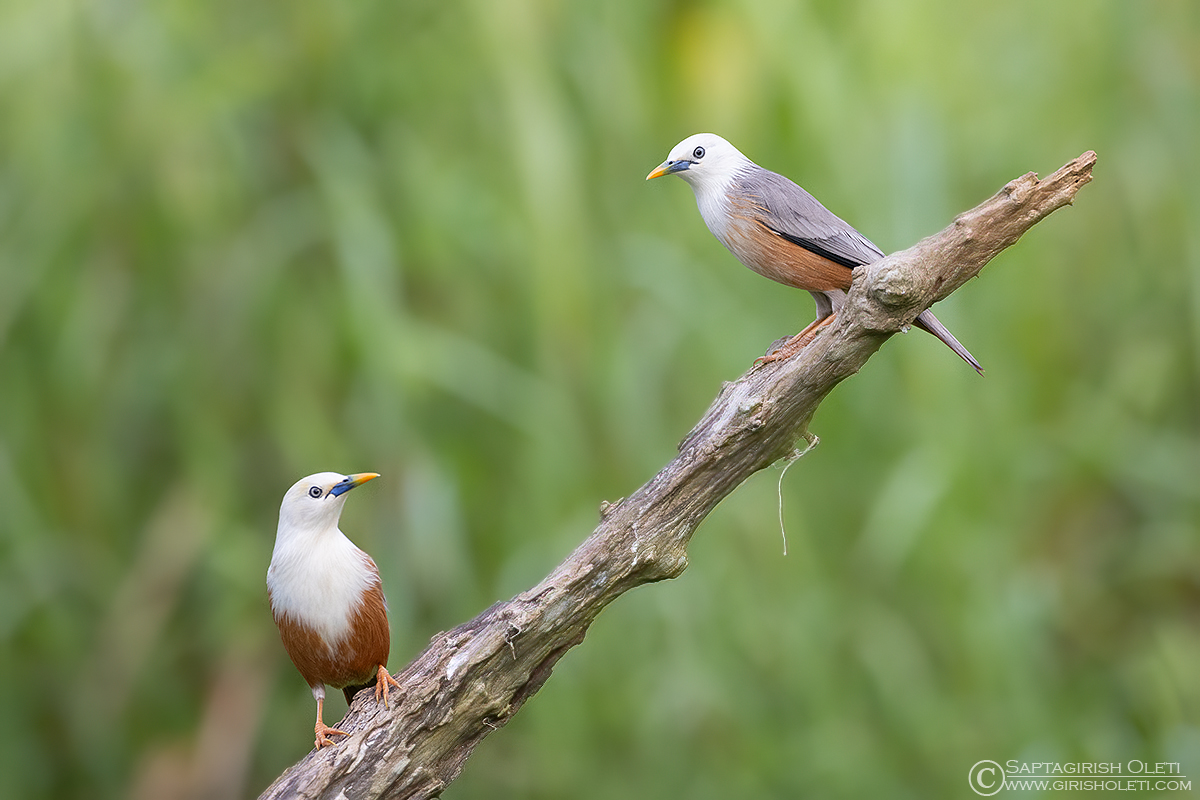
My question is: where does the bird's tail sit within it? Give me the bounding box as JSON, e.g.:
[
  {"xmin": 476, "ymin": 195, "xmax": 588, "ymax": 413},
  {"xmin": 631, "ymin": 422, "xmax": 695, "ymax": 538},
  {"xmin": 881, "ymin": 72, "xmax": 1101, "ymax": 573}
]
[
  {"xmin": 343, "ymin": 681, "xmax": 372, "ymax": 704},
  {"xmin": 913, "ymin": 309, "xmax": 984, "ymax": 375}
]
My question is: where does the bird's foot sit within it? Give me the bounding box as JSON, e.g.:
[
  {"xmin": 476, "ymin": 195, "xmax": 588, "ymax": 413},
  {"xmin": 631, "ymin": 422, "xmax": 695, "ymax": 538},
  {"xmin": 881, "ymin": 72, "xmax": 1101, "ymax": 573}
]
[
  {"xmin": 754, "ymin": 330, "xmax": 816, "ymax": 366},
  {"xmin": 754, "ymin": 336, "xmax": 806, "ymax": 365},
  {"xmin": 753, "ymin": 315, "xmax": 835, "ymax": 366},
  {"xmin": 314, "ymin": 720, "xmax": 348, "ymax": 750},
  {"xmin": 374, "ymin": 664, "xmax": 404, "ymax": 708}
]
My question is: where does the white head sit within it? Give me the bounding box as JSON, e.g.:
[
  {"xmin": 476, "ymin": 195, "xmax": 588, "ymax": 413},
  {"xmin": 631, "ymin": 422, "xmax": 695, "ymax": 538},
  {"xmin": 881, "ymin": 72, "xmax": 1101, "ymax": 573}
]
[
  {"xmin": 646, "ymin": 133, "xmax": 754, "ymax": 196},
  {"xmin": 275, "ymin": 471, "xmax": 379, "ymax": 544}
]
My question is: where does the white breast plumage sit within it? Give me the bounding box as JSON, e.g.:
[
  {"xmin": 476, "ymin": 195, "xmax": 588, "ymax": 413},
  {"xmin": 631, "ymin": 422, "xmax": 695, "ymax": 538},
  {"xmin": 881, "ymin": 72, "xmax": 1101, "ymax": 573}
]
[{"xmin": 267, "ymin": 532, "xmax": 377, "ymax": 650}]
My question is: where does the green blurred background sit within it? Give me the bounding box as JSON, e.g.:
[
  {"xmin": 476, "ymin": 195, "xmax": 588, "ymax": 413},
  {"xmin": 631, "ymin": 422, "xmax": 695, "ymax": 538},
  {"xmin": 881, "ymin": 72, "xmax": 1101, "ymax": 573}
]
[{"xmin": 1, "ymin": 0, "xmax": 1197, "ymax": 797}]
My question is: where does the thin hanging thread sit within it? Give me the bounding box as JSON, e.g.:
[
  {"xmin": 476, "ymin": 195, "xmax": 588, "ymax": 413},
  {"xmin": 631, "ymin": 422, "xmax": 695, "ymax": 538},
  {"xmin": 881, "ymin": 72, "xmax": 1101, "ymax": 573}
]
[{"xmin": 775, "ymin": 432, "xmax": 819, "ymax": 556}]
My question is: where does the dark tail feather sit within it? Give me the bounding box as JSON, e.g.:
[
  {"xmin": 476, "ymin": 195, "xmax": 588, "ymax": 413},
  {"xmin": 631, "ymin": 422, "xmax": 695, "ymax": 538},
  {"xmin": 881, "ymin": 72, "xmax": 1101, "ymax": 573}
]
[
  {"xmin": 913, "ymin": 309, "xmax": 984, "ymax": 375},
  {"xmin": 343, "ymin": 680, "xmax": 373, "ymax": 704}
]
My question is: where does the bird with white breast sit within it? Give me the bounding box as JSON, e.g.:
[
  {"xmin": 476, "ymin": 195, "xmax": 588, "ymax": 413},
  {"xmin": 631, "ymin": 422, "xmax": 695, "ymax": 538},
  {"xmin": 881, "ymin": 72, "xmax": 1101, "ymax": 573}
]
[
  {"xmin": 647, "ymin": 133, "xmax": 982, "ymax": 373},
  {"xmin": 267, "ymin": 471, "xmax": 402, "ymax": 749}
]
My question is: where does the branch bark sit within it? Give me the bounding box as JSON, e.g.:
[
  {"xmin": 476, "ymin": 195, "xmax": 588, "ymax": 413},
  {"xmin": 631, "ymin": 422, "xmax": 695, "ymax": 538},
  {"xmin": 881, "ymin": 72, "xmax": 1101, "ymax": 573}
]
[{"xmin": 260, "ymin": 151, "xmax": 1097, "ymax": 800}]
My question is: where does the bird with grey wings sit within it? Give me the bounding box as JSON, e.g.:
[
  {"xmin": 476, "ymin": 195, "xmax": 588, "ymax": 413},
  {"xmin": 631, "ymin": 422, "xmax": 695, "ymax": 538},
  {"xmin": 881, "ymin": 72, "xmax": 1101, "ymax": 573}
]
[{"xmin": 647, "ymin": 133, "xmax": 983, "ymax": 373}]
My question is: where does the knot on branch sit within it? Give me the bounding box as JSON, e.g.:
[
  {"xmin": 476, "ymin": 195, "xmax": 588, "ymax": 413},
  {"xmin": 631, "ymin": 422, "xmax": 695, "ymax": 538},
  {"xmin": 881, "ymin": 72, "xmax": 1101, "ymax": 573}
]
[
  {"xmin": 598, "ymin": 498, "xmax": 624, "ymax": 519},
  {"xmin": 870, "ymin": 262, "xmax": 920, "ymax": 311},
  {"xmin": 1001, "ymin": 171, "xmax": 1039, "ymax": 202},
  {"xmin": 853, "ymin": 260, "xmax": 925, "ymax": 334}
]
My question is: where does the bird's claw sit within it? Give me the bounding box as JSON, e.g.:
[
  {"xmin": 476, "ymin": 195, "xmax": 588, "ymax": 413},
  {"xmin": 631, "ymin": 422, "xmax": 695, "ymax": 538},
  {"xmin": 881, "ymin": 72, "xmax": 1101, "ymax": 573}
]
[
  {"xmin": 374, "ymin": 665, "xmax": 404, "ymax": 708},
  {"xmin": 753, "ymin": 335, "xmax": 807, "ymax": 366},
  {"xmin": 753, "ymin": 316, "xmax": 833, "ymax": 367},
  {"xmin": 314, "ymin": 721, "xmax": 349, "ymax": 750}
]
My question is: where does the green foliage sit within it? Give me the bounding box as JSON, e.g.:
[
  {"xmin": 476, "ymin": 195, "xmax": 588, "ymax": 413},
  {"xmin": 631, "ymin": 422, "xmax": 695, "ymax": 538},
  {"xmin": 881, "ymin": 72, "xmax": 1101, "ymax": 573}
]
[{"xmin": 1, "ymin": 0, "xmax": 1197, "ymax": 797}]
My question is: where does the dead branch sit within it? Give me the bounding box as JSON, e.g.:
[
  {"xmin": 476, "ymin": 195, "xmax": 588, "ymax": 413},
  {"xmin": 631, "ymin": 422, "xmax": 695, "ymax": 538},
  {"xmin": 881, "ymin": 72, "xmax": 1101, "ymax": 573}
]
[{"xmin": 259, "ymin": 151, "xmax": 1096, "ymax": 800}]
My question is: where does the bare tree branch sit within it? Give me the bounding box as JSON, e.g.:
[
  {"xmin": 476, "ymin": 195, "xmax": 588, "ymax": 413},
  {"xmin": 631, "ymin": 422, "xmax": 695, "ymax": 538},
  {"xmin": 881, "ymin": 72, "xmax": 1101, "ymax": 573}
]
[{"xmin": 259, "ymin": 151, "xmax": 1097, "ymax": 800}]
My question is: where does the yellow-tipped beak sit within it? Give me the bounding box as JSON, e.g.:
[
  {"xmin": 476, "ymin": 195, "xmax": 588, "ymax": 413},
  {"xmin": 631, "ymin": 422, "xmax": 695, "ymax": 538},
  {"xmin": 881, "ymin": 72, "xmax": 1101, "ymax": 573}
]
[
  {"xmin": 329, "ymin": 472, "xmax": 380, "ymax": 497},
  {"xmin": 646, "ymin": 161, "xmax": 672, "ymax": 180}
]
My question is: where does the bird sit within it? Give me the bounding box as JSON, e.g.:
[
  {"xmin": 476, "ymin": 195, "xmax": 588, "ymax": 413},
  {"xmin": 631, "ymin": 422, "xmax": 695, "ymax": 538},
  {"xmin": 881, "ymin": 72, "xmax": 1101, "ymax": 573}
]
[
  {"xmin": 646, "ymin": 133, "xmax": 983, "ymax": 373},
  {"xmin": 266, "ymin": 471, "xmax": 402, "ymax": 750}
]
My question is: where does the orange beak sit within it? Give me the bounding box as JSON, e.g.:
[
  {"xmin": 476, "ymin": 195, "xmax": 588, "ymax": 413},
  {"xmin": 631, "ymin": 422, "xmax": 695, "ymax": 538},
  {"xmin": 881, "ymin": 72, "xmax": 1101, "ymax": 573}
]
[
  {"xmin": 329, "ymin": 472, "xmax": 380, "ymax": 497},
  {"xmin": 646, "ymin": 159, "xmax": 690, "ymax": 180},
  {"xmin": 646, "ymin": 162, "xmax": 670, "ymax": 180}
]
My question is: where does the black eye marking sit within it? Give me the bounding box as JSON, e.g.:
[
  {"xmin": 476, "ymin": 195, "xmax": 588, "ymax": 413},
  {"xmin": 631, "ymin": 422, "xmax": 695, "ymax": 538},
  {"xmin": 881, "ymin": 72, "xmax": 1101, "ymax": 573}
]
[
  {"xmin": 692, "ymin": 146, "xmax": 705, "ymax": 160},
  {"xmin": 308, "ymin": 486, "xmax": 323, "ymax": 498}
]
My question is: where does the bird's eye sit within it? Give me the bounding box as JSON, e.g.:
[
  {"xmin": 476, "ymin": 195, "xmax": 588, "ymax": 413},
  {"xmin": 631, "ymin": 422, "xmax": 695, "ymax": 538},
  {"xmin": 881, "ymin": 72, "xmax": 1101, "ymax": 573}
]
[
  {"xmin": 692, "ymin": 146, "xmax": 705, "ymax": 160},
  {"xmin": 308, "ymin": 486, "xmax": 322, "ymax": 498}
]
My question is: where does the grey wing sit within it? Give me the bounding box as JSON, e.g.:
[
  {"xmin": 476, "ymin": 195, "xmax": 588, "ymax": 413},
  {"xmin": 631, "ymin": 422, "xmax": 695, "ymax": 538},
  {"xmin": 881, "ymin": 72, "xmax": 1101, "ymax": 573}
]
[{"xmin": 737, "ymin": 168, "xmax": 884, "ymax": 268}]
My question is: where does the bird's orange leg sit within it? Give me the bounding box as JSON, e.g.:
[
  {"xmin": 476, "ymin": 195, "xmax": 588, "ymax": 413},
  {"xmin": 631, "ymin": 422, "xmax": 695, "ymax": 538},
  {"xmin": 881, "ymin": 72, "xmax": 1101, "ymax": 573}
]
[
  {"xmin": 755, "ymin": 313, "xmax": 837, "ymax": 365},
  {"xmin": 314, "ymin": 696, "xmax": 348, "ymax": 749},
  {"xmin": 373, "ymin": 665, "xmax": 404, "ymax": 708}
]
